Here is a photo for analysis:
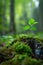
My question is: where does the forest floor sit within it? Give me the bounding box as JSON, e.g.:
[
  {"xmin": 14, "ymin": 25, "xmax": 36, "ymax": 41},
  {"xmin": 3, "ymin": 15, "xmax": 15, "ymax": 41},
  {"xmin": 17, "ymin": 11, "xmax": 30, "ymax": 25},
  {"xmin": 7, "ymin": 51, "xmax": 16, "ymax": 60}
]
[{"xmin": 0, "ymin": 34, "xmax": 43, "ymax": 65}]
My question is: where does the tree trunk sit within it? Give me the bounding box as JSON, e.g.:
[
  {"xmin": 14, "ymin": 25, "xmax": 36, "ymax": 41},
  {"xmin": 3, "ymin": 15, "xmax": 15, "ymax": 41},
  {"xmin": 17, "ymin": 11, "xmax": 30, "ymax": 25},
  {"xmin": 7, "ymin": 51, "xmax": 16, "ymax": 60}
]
[
  {"xmin": 0, "ymin": 0, "xmax": 6, "ymax": 35},
  {"xmin": 10, "ymin": 0, "xmax": 16, "ymax": 34},
  {"xmin": 39, "ymin": 0, "xmax": 43, "ymax": 31}
]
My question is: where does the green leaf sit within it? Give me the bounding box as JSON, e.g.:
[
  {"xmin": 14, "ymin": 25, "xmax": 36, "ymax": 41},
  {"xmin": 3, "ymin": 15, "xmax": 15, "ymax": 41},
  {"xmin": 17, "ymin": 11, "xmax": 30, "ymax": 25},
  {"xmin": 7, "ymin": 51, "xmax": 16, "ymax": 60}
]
[
  {"xmin": 28, "ymin": 19, "xmax": 38, "ymax": 25},
  {"xmin": 30, "ymin": 27, "xmax": 37, "ymax": 31},
  {"xmin": 23, "ymin": 26, "xmax": 30, "ymax": 30}
]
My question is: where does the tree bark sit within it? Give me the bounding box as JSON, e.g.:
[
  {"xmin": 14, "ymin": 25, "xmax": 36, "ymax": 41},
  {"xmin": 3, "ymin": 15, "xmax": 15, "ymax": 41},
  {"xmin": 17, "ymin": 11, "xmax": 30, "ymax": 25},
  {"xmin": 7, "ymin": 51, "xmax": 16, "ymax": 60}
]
[
  {"xmin": 10, "ymin": 0, "xmax": 16, "ymax": 34},
  {"xmin": 39, "ymin": 0, "xmax": 43, "ymax": 31}
]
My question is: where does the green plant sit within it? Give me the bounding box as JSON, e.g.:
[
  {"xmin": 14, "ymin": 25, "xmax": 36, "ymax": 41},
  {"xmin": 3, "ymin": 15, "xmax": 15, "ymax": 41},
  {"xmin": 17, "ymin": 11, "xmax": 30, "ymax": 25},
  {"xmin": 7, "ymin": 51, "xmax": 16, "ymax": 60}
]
[
  {"xmin": 21, "ymin": 57, "xmax": 42, "ymax": 65},
  {"xmin": 21, "ymin": 18, "xmax": 38, "ymax": 31},
  {"xmin": 24, "ymin": 18, "xmax": 38, "ymax": 31},
  {"xmin": 9, "ymin": 54, "xmax": 42, "ymax": 65},
  {"xmin": 0, "ymin": 36, "xmax": 14, "ymax": 47},
  {"xmin": 12, "ymin": 42, "xmax": 32, "ymax": 56}
]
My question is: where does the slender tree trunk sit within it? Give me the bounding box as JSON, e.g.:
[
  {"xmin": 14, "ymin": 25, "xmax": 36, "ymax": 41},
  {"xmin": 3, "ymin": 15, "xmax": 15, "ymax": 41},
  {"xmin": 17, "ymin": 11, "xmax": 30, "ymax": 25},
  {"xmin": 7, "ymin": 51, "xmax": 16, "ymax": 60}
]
[
  {"xmin": 2, "ymin": 0, "xmax": 6, "ymax": 35},
  {"xmin": 39, "ymin": 0, "xmax": 43, "ymax": 31},
  {"xmin": 10, "ymin": 0, "xmax": 16, "ymax": 34},
  {"xmin": 0, "ymin": 0, "xmax": 6, "ymax": 35}
]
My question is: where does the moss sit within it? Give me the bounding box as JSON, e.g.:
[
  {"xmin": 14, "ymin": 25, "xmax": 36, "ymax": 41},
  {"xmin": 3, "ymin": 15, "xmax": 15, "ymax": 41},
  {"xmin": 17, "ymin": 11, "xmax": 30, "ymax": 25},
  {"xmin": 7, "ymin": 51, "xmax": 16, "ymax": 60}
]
[{"xmin": 0, "ymin": 34, "xmax": 43, "ymax": 65}]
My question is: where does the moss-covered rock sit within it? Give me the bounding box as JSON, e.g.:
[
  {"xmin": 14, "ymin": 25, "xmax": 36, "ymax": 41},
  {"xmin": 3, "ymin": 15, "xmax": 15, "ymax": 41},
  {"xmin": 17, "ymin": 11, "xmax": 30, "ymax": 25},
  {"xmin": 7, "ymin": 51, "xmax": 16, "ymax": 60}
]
[{"xmin": 0, "ymin": 34, "xmax": 43, "ymax": 65}]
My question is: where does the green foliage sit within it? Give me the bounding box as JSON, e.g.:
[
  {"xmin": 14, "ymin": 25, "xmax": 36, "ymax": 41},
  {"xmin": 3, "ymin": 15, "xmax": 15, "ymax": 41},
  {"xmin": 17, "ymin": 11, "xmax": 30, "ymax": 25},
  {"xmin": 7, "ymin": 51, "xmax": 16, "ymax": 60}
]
[
  {"xmin": 30, "ymin": 26, "xmax": 37, "ymax": 31},
  {"xmin": 24, "ymin": 25, "xmax": 30, "ymax": 30},
  {"xmin": 28, "ymin": 19, "xmax": 38, "ymax": 25},
  {"xmin": 23, "ymin": 18, "xmax": 38, "ymax": 31},
  {"xmin": 21, "ymin": 57, "xmax": 42, "ymax": 65},
  {"xmin": 0, "ymin": 36, "xmax": 14, "ymax": 47},
  {"xmin": 12, "ymin": 42, "xmax": 32, "ymax": 56},
  {"xmin": 8, "ymin": 54, "xmax": 42, "ymax": 65},
  {"xmin": 19, "ymin": 19, "xmax": 38, "ymax": 33},
  {"xmin": 0, "ymin": 34, "xmax": 43, "ymax": 65}
]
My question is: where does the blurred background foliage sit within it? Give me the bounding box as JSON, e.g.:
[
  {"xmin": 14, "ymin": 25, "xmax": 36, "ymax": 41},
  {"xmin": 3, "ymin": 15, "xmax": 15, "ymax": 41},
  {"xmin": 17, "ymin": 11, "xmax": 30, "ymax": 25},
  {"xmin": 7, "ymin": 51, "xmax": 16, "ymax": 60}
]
[{"xmin": 0, "ymin": 0, "xmax": 43, "ymax": 35}]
